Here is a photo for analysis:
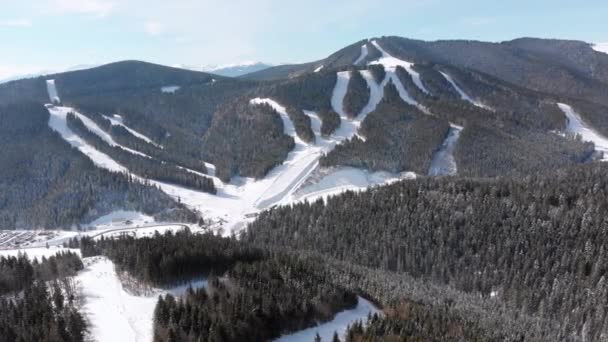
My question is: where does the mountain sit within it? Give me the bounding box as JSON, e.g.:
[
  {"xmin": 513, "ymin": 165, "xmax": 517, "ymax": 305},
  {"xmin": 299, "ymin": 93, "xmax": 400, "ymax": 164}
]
[
  {"xmin": 1, "ymin": 36, "xmax": 608, "ymax": 231},
  {"xmin": 201, "ymin": 61, "xmax": 273, "ymax": 77},
  {"xmin": 0, "ymin": 64, "xmax": 97, "ymax": 85}
]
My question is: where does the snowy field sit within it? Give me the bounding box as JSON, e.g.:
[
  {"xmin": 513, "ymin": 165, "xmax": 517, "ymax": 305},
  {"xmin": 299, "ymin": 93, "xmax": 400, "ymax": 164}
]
[
  {"xmin": 275, "ymin": 297, "xmax": 380, "ymax": 342},
  {"xmin": 558, "ymin": 103, "xmax": 608, "ymax": 160}
]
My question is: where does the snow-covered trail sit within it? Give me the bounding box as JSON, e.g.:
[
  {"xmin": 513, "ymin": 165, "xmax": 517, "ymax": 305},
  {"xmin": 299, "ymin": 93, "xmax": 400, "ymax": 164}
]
[
  {"xmin": 558, "ymin": 103, "xmax": 608, "ymax": 160},
  {"xmin": 369, "ymin": 40, "xmax": 429, "ymax": 94},
  {"xmin": 102, "ymin": 114, "xmax": 162, "ymax": 148},
  {"xmin": 77, "ymin": 256, "xmax": 207, "ymax": 342},
  {"xmin": 353, "ymin": 44, "xmax": 369, "ymax": 65},
  {"xmin": 428, "ymin": 124, "xmax": 462, "ymax": 176},
  {"xmin": 274, "ymin": 297, "xmax": 380, "ymax": 342},
  {"xmin": 439, "ymin": 71, "xmax": 486, "ymax": 108},
  {"xmin": 46, "ymin": 79, "xmax": 60, "ymax": 103},
  {"xmin": 48, "ymin": 106, "xmax": 129, "ymax": 173}
]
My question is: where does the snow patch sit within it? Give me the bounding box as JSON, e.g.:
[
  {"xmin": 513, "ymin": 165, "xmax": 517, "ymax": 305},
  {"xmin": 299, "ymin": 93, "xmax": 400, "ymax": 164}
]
[
  {"xmin": 46, "ymin": 79, "xmax": 61, "ymax": 103},
  {"xmin": 558, "ymin": 103, "xmax": 608, "ymax": 160},
  {"xmin": 85, "ymin": 211, "xmax": 154, "ymax": 228},
  {"xmin": 274, "ymin": 297, "xmax": 380, "ymax": 342},
  {"xmin": 161, "ymin": 85, "xmax": 180, "ymax": 94},
  {"xmin": 314, "ymin": 65, "xmax": 324, "ymax": 73},
  {"xmin": 353, "ymin": 44, "xmax": 369, "ymax": 65},
  {"xmin": 369, "ymin": 40, "xmax": 430, "ymax": 94},
  {"xmin": 428, "ymin": 124, "xmax": 462, "ymax": 176}
]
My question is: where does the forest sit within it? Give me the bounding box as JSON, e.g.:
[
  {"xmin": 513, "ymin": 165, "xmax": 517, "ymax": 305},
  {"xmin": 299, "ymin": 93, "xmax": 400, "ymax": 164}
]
[
  {"xmin": 0, "ymin": 252, "xmax": 87, "ymax": 342},
  {"xmin": 247, "ymin": 162, "xmax": 608, "ymax": 341},
  {"xmin": 0, "ymin": 102, "xmax": 196, "ymax": 229}
]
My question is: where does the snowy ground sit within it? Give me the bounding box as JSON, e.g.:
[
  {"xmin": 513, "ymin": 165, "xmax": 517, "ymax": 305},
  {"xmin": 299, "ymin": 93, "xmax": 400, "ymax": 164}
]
[
  {"xmin": 314, "ymin": 65, "xmax": 324, "ymax": 73},
  {"xmin": 46, "ymin": 79, "xmax": 60, "ymax": 103},
  {"xmin": 593, "ymin": 43, "xmax": 608, "ymax": 54},
  {"xmin": 160, "ymin": 85, "xmax": 180, "ymax": 93},
  {"xmin": 275, "ymin": 297, "xmax": 380, "ymax": 342},
  {"xmin": 353, "ymin": 44, "xmax": 368, "ymax": 65},
  {"xmin": 102, "ymin": 114, "xmax": 162, "ymax": 148},
  {"xmin": 558, "ymin": 103, "xmax": 608, "ymax": 160},
  {"xmin": 369, "ymin": 40, "xmax": 429, "ymax": 94},
  {"xmin": 428, "ymin": 124, "xmax": 463, "ymax": 176},
  {"xmin": 439, "ymin": 71, "xmax": 487, "ymax": 108},
  {"xmin": 77, "ymin": 256, "xmax": 207, "ymax": 342}
]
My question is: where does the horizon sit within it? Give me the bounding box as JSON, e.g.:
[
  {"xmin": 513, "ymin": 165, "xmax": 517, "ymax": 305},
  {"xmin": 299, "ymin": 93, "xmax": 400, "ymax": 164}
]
[{"xmin": 1, "ymin": 0, "xmax": 607, "ymax": 80}]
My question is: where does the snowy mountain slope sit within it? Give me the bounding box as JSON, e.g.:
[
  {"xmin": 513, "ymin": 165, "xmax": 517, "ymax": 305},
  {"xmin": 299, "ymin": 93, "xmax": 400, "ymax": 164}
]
[
  {"xmin": 592, "ymin": 43, "xmax": 608, "ymax": 54},
  {"xmin": 558, "ymin": 103, "xmax": 608, "ymax": 160},
  {"xmin": 439, "ymin": 71, "xmax": 487, "ymax": 108},
  {"xmin": 353, "ymin": 44, "xmax": 369, "ymax": 65},
  {"xmin": 46, "ymin": 79, "xmax": 60, "ymax": 103},
  {"xmin": 428, "ymin": 124, "xmax": 463, "ymax": 176},
  {"xmin": 199, "ymin": 61, "xmax": 273, "ymax": 77},
  {"xmin": 368, "ymin": 40, "xmax": 429, "ymax": 95},
  {"xmin": 102, "ymin": 114, "xmax": 163, "ymax": 148}
]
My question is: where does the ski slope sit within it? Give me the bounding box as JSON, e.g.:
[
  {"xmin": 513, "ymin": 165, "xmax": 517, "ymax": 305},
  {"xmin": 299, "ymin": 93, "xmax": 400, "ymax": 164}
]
[
  {"xmin": 46, "ymin": 79, "xmax": 60, "ymax": 103},
  {"xmin": 440, "ymin": 71, "xmax": 486, "ymax": 108},
  {"xmin": 102, "ymin": 114, "xmax": 163, "ymax": 148},
  {"xmin": 353, "ymin": 44, "xmax": 369, "ymax": 65},
  {"xmin": 314, "ymin": 65, "xmax": 324, "ymax": 72},
  {"xmin": 428, "ymin": 124, "xmax": 462, "ymax": 176},
  {"xmin": 275, "ymin": 297, "xmax": 380, "ymax": 342},
  {"xmin": 369, "ymin": 40, "xmax": 430, "ymax": 94},
  {"xmin": 161, "ymin": 85, "xmax": 180, "ymax": 93},
  {"xmin": 77, "ymin": 256, "xmax": 207, "ymax": 342},
  {"xmin": 558, "ymin": 103, "xmax": 608, "ymax": 160}
]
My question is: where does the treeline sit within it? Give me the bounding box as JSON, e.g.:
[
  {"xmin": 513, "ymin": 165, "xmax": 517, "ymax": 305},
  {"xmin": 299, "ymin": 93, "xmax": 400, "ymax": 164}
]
[
  {"xmin": 321, "ymin": 81, "xmax": 449, "ymax": 174},
  {"xmin": 246, "ymin": 162, "xmax": 608, "ymax": 340},
  {"xmin": 0, "ymin": 251, "xmax": 83, "ymax": 295},
  {"xmin": 203, "ymin": 100, "xmax": 295, "ymax": 182},
  {"xmin": 72, "ymin": 230, "xmax": 264, "ymax": 286},
  {"xmin": 317, "ymin": 108, "xmax": 341, "ymax": 136},
  {"xmin": 342, "ymin": 70, "xmax": 370, "ymax": 118},
  {"xmin": 153, "ymin": 254, "xmax": 357, "ymax": 342},
  {"xmin": 66, "ymin": 112, "xmax": 216, "ymax": 193},
  {"xmin": 0, "ymin": 102, "xmax": 194, "ymax": 229},
  {"xmin": 0, "ymin": 252, "xmax": 86, "ymax": 342}
]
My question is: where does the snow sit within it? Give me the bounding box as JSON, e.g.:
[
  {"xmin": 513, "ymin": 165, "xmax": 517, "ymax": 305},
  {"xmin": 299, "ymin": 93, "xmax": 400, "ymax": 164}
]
[
  {"xmin": 294, "ymin": 167, "xmax": 416, "ymax": 204},
  {"xmin": 46, "ymin": 79, "xmax": 61, "ymax": 103},
  {"xmin": 76, "ymin": 256, "xmax": 206, "ymax": 342},
  {"xmin": 48, "ymin": 106, "xmax": 129, "ymax": 173},
  {"xmin": 314, "ymin": 65, "xmax": 324, "ymax": 73},
  {"xmin": 274, "ymin": 296, "xmax": 380, "ymax": 342},
  {"xmin": 85, "ymin": 211, "xmax": 154, "ymax": 228},
  {"xmin": 428, "ymin": 124, "xmax": 462, "ymax": 176},
  {"xmin": 439, "ymin": 71, "xmax": 486, "ymax": 108},
  {"xmin": 0, "ymin": 246, "xmax": 80, "ymax": 259},
  {"xmin": 102, "ymin": 114, "xmax": 163, "ymax": 148},
  {"xmin": 353, "ymin": 44, "xmax": 369, "ymax": 65},
  {"xmin": 161, "ymin": 85, "xmax": 180, "ymax": 94},
  {"xmin": 558, "ymin": 103, "xmax": 608, "ymax": 160},
  {"xmin": 592, "ymin": 43, "xmax": 608, "ymax": 54},
  {"xmin": 369, "ymin": 40, "xmax": 430, "ymax": 94}
]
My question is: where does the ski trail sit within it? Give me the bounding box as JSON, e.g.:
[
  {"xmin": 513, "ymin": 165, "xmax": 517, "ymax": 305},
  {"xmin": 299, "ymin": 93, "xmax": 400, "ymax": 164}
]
[
  {"xmin": 314, "ymin": 65, "xmax": 324, "ymax": 73},
  {"xmin": 369, "ymin": 40, "xmax": 430, "ymax": 94},
  {"xmin": 46, "ymin": 79, "xmax": 61, "ymax": 103},
  {"xmin": 274, "ymin": 297, "xmax": 380, "ymax": 342},
  {"xmin": 102, "ymin": 114, "xmax": 163, "ymax": 148},
  {"xmin": 558, "ymin": 103, "xmax": 608, "ymax": 160},
  {"xmin": 353, "ymin": 44, "xmax": 369, "ymax": 65},
  {"xmin": 251, "ymin": 98, "xmax": 307, "ymax": 145},
  {"xmin": 439, "ymin": 71, "xmax": 486, "ymax": 108},
  {"xmin": 428, "ymin": 124, "xmax": 462, "ymax": 176}
]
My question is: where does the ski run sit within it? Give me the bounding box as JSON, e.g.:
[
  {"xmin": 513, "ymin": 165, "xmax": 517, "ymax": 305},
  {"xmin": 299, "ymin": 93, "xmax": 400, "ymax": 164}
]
[{"xmin": 558, "ymin": 103, "xmax": 608, "ymax": 160}]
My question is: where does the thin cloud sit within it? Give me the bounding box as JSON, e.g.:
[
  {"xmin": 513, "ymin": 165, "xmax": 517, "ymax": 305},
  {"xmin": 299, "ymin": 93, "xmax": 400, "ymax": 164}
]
[
  {"xmin": 0, "ymin": 19, "xmax": 33, "ymax": 28},
  {"xmin": 50, "ymin": 0, "xmax": 115, "ymax": 17},
  {"xmin": 144, "ymin": 20, "xmax": 164, "ymax": 36}
]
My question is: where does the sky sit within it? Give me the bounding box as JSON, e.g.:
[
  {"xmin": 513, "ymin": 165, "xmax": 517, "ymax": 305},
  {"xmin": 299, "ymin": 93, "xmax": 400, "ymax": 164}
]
[{"xmin": 1, "ymin": 0, "xmax": 607, "ymax": 79}]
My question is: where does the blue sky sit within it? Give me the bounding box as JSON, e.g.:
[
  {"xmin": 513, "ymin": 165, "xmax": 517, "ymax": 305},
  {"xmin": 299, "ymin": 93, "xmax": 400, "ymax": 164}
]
[{"xmin": 1, "ymin": 0, "xmax": 607, "ymax": 79}]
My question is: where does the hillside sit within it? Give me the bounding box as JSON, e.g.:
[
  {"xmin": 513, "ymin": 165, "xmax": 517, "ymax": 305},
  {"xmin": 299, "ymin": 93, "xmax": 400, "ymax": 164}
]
[{"xmin": 1, "ymin": 36, "xmax": 607, "ymax": 231}]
